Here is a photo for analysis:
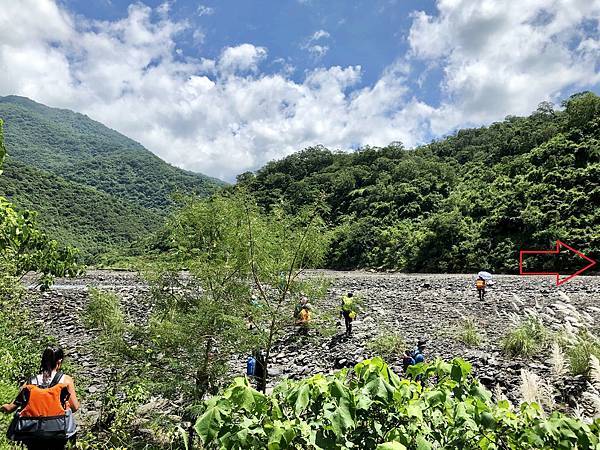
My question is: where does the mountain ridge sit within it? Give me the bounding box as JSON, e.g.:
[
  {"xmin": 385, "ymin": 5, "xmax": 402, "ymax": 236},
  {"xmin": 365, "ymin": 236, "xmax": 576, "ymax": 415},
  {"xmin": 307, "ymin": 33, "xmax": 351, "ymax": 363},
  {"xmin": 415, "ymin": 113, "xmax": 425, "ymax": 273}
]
[
  {"xmin": 0, "ymin": 95, "xmax": 225, "ymax": 261},
  {"xmin": 0, "ymin": 95, "xmax": 224, "ymax": 210}
]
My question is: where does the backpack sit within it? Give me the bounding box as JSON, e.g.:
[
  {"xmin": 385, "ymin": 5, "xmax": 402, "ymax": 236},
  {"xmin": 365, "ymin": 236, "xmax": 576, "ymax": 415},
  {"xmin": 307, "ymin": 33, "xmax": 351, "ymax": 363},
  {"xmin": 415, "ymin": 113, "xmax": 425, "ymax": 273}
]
[
  {"xmin": 299, "ymin": 308, "xmax": 310, "ymax": 323},
  {"xmin": 476, "ymin": 279, "xmax": 486, "ymax": 289},
  {"xmin": 7, "ymin": 372, "xmax": 76, "ymax": 442},
  {"xmin": 246, "ymin": 356, "xmax": 256, "ymax": 377}
]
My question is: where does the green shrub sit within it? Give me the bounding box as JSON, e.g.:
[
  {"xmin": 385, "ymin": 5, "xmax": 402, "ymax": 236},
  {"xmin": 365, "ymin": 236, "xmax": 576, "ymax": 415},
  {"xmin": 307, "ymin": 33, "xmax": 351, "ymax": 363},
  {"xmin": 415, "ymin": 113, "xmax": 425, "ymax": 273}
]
[
  {"xmin": 502, "ymin": 317, "xmax": 548, "ymax": 356},
  {"xmin": 366, "ymin": 330, "xmax": 405, "ymax": 361},
  {"xmin": 565, "ymin": 331, "xmax": 600, "ymax": 376},
  {"xmin": 193, "ymin": 357, "xmax": 600, "ymax": 449},
  {"xmin": 84, "ymin": 288, "xmax": 125, "ymax": 334},
  {"xmin": 456, "ymin": 317, "xmax": 482, "ymax": 347}
]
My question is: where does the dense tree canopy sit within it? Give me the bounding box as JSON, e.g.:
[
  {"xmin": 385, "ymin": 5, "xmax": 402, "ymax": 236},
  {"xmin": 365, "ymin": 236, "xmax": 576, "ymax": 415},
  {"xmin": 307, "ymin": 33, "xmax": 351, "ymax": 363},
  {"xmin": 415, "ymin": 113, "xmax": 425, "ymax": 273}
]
[{"xmin": 236, "ymin": 92, "xmax": 600, "ymax": 273}]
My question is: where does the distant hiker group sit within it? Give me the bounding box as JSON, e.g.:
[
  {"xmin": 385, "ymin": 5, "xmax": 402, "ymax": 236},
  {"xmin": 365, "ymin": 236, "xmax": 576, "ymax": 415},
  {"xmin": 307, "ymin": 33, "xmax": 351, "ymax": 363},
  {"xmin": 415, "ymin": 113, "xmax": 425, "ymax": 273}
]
[
  {"xmin": 245, "ymin": 270, "xmax": 492, "ymax": 392},
  {"xmin": 293, "ymin": 291, "xmax": 360, "ymax": 338}
]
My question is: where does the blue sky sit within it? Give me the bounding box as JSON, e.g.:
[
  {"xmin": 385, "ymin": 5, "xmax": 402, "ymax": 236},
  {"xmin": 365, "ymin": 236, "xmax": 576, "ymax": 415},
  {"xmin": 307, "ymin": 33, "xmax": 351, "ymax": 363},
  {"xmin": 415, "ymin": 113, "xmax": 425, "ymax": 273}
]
[
  {"xmin": 65, "ymin": 0, "xmax": 436, "ymax": 91},
  {"xmin": 1, "ymin": 0, "xmax": 599, "ymax": 180}
]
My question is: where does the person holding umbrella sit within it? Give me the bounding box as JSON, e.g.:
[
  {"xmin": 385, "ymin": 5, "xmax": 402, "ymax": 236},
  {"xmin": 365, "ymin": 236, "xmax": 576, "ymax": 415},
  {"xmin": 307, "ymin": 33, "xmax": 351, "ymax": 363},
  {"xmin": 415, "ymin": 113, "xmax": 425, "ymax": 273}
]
[{"xmin": 475, "ymin": 271, "xmax": 493, "ymax": 301}]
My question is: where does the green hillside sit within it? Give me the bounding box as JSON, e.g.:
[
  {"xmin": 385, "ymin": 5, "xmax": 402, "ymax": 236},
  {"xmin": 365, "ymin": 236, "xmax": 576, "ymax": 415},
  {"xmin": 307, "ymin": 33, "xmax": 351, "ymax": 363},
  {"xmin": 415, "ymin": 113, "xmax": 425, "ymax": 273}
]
[
  {"xmin": 0, "ymin": 96, "xmax": 225, "ymax": 261},
  {"xmin": 236, "ymin": 92, "xmax": 600, "ymax": 273},
  {"xmin": 0, "ymin": 96, "xmax": 224, "ymax": 210},
  {"xmin": 0, "ymin": 158, "xmax": 161, "ymax": 260}
]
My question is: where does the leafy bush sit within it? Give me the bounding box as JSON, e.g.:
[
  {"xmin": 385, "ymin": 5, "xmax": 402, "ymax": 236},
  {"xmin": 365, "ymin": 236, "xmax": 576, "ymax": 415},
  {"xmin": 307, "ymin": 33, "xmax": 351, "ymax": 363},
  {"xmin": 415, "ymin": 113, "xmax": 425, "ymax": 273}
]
[
  {"xmin": 565, "ymin": 331, "xmax": 600, "ymax": 376},
  {"xmin": 366, "ymin": 330, "xmax": 405, "ymax": 361},
  {"xmin": 193, "ymin": 357, "xmax": 600, "ymax": 449},
  {"xmin": 83, "ymin": 288, "xmax": 125, "ymax": 334},
  {"xmin": 455, "ymin": 317, "xmax": 482, "ymax": 347},
  {"xmin": 502, "ymin": 317, "xmax": 548, "ymax": 356}
]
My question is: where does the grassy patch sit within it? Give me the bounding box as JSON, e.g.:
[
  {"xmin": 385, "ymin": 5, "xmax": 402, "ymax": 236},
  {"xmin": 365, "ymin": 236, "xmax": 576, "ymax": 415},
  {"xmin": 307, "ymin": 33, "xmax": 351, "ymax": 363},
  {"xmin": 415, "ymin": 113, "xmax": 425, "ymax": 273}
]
[
  {"xmin": 501, "ymin": 317, "xmax": 548, "ymax": 357},
  {"xmin": 83, "ymin": 288, "xmax": 125, "ymax": 334},
  {"xmin": 564, "ymin": 331, "xmax": 600, "ymax": 376},
  {"xmin": 455, "ymin": 317, "xmax": 482, "ymax": 347},
  {"xmin": 366, "ymin": 329, "xmax": 405, "ymax": 361}
]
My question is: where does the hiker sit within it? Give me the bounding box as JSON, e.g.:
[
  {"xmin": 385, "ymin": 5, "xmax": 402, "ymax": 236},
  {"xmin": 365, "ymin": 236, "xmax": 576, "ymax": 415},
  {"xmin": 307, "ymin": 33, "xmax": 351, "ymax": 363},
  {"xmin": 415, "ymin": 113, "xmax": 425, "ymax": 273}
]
[
  {"xmin": 413, "ymin": 339, "xmax": 427, "ymax": 364},
  {"xmin": 402, "ymin": 349, "xmax": 415, "ymax": 372},
  {"xmin": 254, "ymin": 350, "xmax": 267, "ymax": 393},
  {"xmin": 2, "ymin": 347, "xmax": 79, "ymax": 450},
  {"xmin": 294, "ymin": 296, "xmax": 309, "ymax": 321},
  {"xmin": 340, "ymin": 292, "xmax": 357, "ymax": 337},
  {"xmin": 296, "ymin": 302, "xmax": 311, "ymax": 336},
  {"xmin": 476, "ymin": 276, "xmax": 486, "ymax": 301},
  {"xmin": 248, "ymin": 349, "xmax": 268, "ymax": 392}
]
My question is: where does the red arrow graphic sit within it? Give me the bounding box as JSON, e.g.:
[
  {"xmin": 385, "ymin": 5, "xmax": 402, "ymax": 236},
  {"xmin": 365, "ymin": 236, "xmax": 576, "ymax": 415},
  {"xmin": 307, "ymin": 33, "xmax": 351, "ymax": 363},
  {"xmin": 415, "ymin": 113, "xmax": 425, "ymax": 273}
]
[{"xmin": 519, "ymin": 240, "xmax": 597, "ymax": 286}]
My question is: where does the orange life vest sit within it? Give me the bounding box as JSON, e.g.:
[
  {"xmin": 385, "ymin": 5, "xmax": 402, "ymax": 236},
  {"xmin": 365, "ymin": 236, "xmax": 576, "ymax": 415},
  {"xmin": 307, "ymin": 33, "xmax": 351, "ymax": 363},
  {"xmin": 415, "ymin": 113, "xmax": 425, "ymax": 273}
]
[
  {"xmin": 7, "ymin": 372, "xmax": 73, "ymax": 443},
  {"xmin": 299, "ymin": 308, "xmax": 310, "ymax": 323},
  {"xmin": 19, "ymin": 383, "xmax": 68, "ymax": 418}
]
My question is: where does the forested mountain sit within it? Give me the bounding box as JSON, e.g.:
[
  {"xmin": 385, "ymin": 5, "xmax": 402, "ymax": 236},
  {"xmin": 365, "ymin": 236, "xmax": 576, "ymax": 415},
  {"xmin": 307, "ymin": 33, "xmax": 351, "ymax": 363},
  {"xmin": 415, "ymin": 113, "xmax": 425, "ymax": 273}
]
[
  {"xmin": 0, "ymin": 96, "xmax": 224, "ymax": 210},
  {"xmin": 0, "ymin": 96, "xmax": 225, "ymax": 261},
  {"xmin": 236, "ymin": 92, "xmax": 600, "ymax": 273},
  {"xmin": 0, "ymin": 159, "xmax": 161, "ymax": 258}
]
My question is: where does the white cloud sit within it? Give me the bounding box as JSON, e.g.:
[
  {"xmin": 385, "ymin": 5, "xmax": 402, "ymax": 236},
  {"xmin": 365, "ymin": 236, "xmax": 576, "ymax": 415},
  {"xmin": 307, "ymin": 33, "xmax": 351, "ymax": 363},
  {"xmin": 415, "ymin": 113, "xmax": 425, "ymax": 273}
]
[
  {"xmin": 408, "ymin": 0, "xmax": 600, "ymax": 133},
  {"xmin": 192, "ymin": 29, "xmax": 205, "ymax": 45},
  {"xmin": 311, "ymin": 29, "xmax": 330, "ymax": 41},
  {"xmin": 306, "ymin": 44, "xmax": 329, "ymax": 59},
  {"xmin": 302, "ymin": 29, "xmax": 331, "ymax": 60},
  {"xmin": 197, "ymin": 5, "xmax": 214, "ymax": 17},
  {"xmin": 218, "ymin": 43, "xmax": 267, "ymax": 74},
  {"xmin": 0, "ymin": 0, "xmax": 599, "ymax": 181}
]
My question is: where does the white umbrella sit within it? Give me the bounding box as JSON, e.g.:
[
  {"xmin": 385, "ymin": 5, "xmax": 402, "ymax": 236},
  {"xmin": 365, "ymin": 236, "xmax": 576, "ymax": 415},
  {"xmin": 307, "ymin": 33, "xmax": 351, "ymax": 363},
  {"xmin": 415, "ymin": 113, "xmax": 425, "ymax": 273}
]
[
  {"xmin": 477, "ymin": 271, "xmax": 494, "ymax": 285},
  {"xmin": 477, "ymin": 271, "xmax": 493, "ymax": 280}
]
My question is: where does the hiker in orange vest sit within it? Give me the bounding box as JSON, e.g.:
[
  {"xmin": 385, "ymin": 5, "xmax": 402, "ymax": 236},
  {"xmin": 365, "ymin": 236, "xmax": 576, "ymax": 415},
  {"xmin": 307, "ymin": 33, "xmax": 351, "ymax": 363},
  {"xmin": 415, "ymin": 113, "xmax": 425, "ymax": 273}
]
[
  {"xmin": 476, "ymin": 276, "xmax": 486, "ymax": 301},
  {"xmin": 296, "ymin": 303, "xmax": 311, "ymax": 336},
  {"xmin": 2, "ymin": 347, "xmax": 79, "ymax": 450}
]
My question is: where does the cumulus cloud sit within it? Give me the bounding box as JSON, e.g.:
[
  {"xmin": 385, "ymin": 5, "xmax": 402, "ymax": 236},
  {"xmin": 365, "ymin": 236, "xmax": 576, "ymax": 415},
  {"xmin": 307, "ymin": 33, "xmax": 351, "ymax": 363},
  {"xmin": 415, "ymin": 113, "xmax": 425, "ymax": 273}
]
[
  {"xmin": 311, "ymin": 29, "xmax": 330, "ymax": 41},
  {"xmin": 0, "ymin": 0, "xmax": 599, "ymax": 181},
  {"xmin": 218, "ymin": 43, "xmax": 267, "ymax": 74},
  {"xmin": 408, "ymin": 0, "xmax": 600, "ymax": 133}
]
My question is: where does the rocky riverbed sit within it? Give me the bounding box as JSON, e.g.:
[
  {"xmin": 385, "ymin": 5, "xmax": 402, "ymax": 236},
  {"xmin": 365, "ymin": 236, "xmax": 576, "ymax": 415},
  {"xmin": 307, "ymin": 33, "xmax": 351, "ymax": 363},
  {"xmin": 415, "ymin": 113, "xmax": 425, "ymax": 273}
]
[{"xmin": 21, "ymin": 270, "xmax": 600, "ymax": 424}]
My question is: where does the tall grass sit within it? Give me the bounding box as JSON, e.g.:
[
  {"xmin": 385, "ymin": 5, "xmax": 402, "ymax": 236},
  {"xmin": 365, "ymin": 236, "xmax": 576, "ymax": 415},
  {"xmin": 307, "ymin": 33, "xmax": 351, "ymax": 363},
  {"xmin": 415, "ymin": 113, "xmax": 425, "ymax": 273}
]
[
  {"xmin": 84, "ymin": 288, "xmax": 125, "ymax": 334},
  {"xmin": 366, "ymin": 329, "xmax": 405, "ymax": 361},
  {"xmin": 564, "ymin": 331, "xmax": 600, "ymax": 377},
  {"xmin": 502, "ymin": 317, "xmax": 547, "ymax": 357},
  {"xmin": 456, "ymin": 317, "xmax": 482, "ymax": 347}
]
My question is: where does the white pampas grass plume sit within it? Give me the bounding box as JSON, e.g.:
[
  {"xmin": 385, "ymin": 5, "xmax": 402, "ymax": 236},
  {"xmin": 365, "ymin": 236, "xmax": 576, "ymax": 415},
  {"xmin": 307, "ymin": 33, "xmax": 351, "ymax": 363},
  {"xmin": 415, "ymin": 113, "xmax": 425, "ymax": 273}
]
[
  {"xmin": 572, "ymin": 403, "xmax": 587, "ymax": 422},
  {"xmin": 520, "ymin": 369, "xmax": 541, "ymax": 404},
  {"xmin": 551, "ymin": 341, "xmax": 567, "ymax": 377},
  {"xmin": 558, "ymin": 291, "xmax": 571, "ymax": 302},
  {"xmin": 493, "ymin": 384, "xmax": 506, "ymax": 401},
  {"xmin": 520, "ymin": 369, "xmax": 554, "ymax": 413},
  {"xmin": 581, "ymin": 311, "xmax": 594, "ymax": 326},
  {"xmin": 590, "ymin": 355, "xmax": 600, "ymax": 388},
  {"xmin": 582, "ymin": 391, "xmax": 600, "ymax": 419},
  {"xmin": 512, "ymin": 294, "xmax": 524, "ymax": 305}
]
